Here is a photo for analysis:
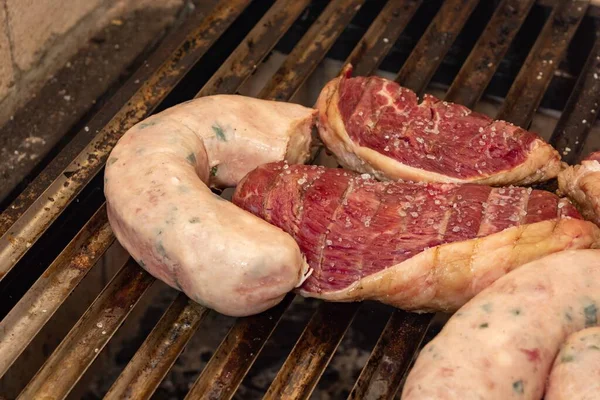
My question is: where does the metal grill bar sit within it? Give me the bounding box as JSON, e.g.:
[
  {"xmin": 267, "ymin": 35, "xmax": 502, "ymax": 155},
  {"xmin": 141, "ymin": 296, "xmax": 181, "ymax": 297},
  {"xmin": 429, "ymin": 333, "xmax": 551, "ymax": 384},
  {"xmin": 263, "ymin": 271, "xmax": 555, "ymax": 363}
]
[
  {"xmin": 18, "ymin": 259, "xmax": 154, "ymax": 399},
  {"xmin": 0, "ymin": 0, "xmax": 252, "ymax": 281},
  {"xmin": 185, "ymin": 294, "xmax": 295, "ymax": 399},
  {"xmin": 395, "ymin": 0, "xmax": 480, "ymax": 95},
  {"xmin": 257, "ymin": 0, "xmax": 366, "ymax": 101},
  {"xmin": 196, "ymin": 0, "xmax": 312, "ymax": 98},
  {"xmin": 263, "ymin": 303, "xmax": 357, "ymax": 399},
  {"xmin": 345, "ymin": 0, "xmax": 423, "ymax": 78},
  {"xmin": 549, "ymin": 32, "xmax": 600, "ymax": 162},
  {"xmin": 496, "ymin": 0, "xmax": 588, "ymax": 126},
  {"xmin": 0, "ymin": 205, "xmax": 113, "ymax": 378},
  {"xmin": 445, "ymin": 0, "xmax": 536, "ymax": 106},
  {"xmin": 347, "ymin": 311, "xmax": 431, "ymax": 400},
  {"xmin": 104, "ymin": 293, "xmax": 208, "ymax": 399}
]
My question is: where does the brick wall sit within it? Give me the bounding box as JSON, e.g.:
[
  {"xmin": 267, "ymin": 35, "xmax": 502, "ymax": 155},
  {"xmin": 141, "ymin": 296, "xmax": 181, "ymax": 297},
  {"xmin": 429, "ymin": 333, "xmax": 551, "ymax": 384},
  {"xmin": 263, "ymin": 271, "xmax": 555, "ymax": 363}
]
[{"xmin": 0, "ymin": 0, "xmax": 183, "ymax": 125}]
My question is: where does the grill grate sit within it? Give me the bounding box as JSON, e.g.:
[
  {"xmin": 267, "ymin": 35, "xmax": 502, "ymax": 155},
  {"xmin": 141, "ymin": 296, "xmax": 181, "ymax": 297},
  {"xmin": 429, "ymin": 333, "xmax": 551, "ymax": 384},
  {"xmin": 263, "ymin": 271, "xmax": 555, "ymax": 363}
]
[{"xmin": 1, "ymin": 0, "xmax": 599, "ymax": 398}]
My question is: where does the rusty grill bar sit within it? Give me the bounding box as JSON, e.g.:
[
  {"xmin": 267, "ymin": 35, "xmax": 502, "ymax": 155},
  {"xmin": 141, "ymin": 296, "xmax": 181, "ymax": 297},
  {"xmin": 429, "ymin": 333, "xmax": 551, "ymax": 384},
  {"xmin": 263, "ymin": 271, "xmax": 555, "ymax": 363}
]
[{"xmin": 1, "ymin": 0, "xmax": 599, "ymax": 398}]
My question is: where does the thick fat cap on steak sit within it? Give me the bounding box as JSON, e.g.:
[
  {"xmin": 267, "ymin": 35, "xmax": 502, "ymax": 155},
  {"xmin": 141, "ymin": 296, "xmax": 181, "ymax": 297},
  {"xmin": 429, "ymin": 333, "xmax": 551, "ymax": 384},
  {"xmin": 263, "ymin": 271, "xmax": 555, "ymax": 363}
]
[
  {"xmin": 233, "ymin": 162, "xmax": 600, "ymax": 312},
  {"xmin": 315, "ymin": 65, "xmax": 562, "ymax": 186},
  {"xmin": 558, "ymin": 150, "xmax": 600, "ymax": 226}
]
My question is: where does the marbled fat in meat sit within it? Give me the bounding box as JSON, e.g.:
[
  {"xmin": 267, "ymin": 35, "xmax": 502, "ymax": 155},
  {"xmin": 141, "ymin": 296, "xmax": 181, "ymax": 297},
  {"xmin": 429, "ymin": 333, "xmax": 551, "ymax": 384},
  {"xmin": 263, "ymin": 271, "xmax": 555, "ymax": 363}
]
[{"xmin": 337, "ymin": 76, "xmax": 541, "ymax": 179}]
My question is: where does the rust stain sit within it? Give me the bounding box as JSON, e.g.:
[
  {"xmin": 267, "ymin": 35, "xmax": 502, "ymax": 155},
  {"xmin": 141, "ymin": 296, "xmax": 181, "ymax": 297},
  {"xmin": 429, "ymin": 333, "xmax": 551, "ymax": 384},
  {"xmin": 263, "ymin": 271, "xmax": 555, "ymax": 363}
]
[
  {"xmin": 259, "ymin": 0, "xmax": 366, "ymax": 101},
  {"xmin": 549, "ymin": 29, "xmax": 600, "ymax": 163},
  {"xmin": 263, "ymin": 302, "xmax": 358, "ymax": 399},
  {"xmin": 197, "ymin": 0, "xmax": 311, "ymax": 98},
  {"xmin": 348, "ymin": 311, "xmax": 431, "ymax": 399},
  {"xmin": 396, "ymin": 0, "xmax": 479, "ymax": 95},
  {"xmin": 446, "ymin": 0, "xmax": 536, "ymax": 108},
  {"xmin": 105, "ymin": 294, "xmax": 207, "ymax": 399},
  {"xmin": 497, "ymin": 0, "xmax": 588, "ymax": 127}
]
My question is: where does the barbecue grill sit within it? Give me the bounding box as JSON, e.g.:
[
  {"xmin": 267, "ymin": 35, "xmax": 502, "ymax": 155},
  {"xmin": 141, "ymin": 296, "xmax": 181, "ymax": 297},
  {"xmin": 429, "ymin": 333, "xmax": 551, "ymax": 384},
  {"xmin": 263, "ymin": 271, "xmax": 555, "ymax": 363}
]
[{"xmin": 1, "ymin": 0, "xmax": 599, "ymax": 398}]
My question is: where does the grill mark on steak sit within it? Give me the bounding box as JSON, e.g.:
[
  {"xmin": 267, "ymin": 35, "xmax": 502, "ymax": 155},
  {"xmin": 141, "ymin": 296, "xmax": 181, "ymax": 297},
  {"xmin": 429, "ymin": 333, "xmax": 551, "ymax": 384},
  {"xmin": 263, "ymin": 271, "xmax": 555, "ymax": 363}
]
[
  {"xmin": 443, "ymin": 185, "xmax": 488, "ymax": 243},
  {"xmin": 524, "ymin": 190, "xmax": 559, "ymax": 224},
  {"xmin": 518, "ymin": 189, "xmax": 532, "ymax": 225},
  {"xmin": 265, "ymin": 164, "xmax": 323, "ymax": 238},
  {"xmin": 314, "ymin": 178, "xmax": 356, "ymax": 291},
  {"xmin": 558, "ymin": 198, "xmax": 581, "ymax": 219},
  {"xmin": 361, "ymin": 183, "xmax": 411, "ymax": 277},
  {"xmin": 297, "ymin": 169, "xmax": 353, "ymax": 293},
  {"xmin": 478, "ymin": 187, "xmax": 530, "ymax": 236},
  {"xmin": 476, "ymin": 189, "xmax": 496, "ymax": 237},
  {"xmin": 390, "ymin": 185, "xmax": 443, "ymax": 266},
  {"xmin": 436, "ymin": 188, "xmax": 458, "ymax": 242},
  {"xmin": 233, "ymin": 163, "xmax": 281, "ymax": 219},
  {"xmin": 319, "ymin": 177, "xmax": 384, "ymax": 291}
]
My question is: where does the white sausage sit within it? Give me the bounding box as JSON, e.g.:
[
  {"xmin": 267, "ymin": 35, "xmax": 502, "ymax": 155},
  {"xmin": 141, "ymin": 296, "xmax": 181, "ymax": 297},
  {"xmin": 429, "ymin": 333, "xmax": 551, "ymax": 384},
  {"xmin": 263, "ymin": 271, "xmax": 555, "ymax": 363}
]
[
  {"xmin": 546, "ymin": 327, "xmax": 600, "ymax": 400},
  {"xmin": 401, "ymin": 249, "xmax": 600, "ymax": 400},
  {"xmin": 104, "ymin": 95, "xmax": 316, "ymax": 316}
]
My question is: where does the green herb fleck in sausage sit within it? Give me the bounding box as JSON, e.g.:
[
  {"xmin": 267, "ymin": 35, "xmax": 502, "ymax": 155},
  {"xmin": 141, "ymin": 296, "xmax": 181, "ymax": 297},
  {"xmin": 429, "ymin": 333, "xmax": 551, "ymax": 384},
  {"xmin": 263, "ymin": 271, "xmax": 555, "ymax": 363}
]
[
  {"xmin": 565, "ymin": 311, "xmax": 573, "ymax": 322},
  {"xmin": 189, "ymin": 217, "xmax": 200, "ymax": 224},
  {"xmin": 479, "ymin": 323, "xmax": 489, "ymax": 329},
  {"xmin": 186, "ymin": 153, "xmax": 196, "ymax": 165},
  {"xmin": 138, "ymin": 120, "xmax": 157, "ymax": 130},
  {"xmin": 212, "ymin": 123, "xmax": 227, "ymax": 141},
  {"xmin": 584, "ymin": 303, "xmax": 597, "ymax": 327},
  {"xmin": 157, "ymin": 241, "xmax": 168, "ymax": 259},
  {"xmin": 560, "ymin": 353, "xmax": 575, "ymax": 363},
  {"xmin": 210, "ymin": 165, "xmax": 218, "ymax": 177},
  {"xmin": 108, "ymin": 157, "xmax": 118, "ymax": 166},
  {"xmin": 512, "ymin": 380, "xmax": 524, "ymax": 395}
]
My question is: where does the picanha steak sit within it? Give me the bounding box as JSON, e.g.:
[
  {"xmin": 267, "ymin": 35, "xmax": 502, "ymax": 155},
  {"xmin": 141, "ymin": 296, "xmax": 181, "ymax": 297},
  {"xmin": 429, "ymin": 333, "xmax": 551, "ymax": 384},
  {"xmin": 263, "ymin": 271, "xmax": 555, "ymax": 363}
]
[
  {"xmin": 316, "ymin": 65, "xmax": 562, "ymax": 186},
  {"xmin": 233, "ymin": 162, "xmax": 600, "ymax": 313}
]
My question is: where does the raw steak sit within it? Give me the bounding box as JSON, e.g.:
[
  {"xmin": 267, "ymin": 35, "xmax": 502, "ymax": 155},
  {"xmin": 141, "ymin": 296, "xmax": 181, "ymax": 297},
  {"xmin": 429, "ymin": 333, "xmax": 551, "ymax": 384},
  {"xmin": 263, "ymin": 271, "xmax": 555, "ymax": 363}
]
[
  {"xmin": 315, "ymin": 65, "xmax": 562, "ymax": 186},
  {"xmin": 233, "ymin": 162, "xmax": 600, "ymax": 313},
  {"xmin": 558, "ymin": 151, "xmax": 600, "ymax": 226}
]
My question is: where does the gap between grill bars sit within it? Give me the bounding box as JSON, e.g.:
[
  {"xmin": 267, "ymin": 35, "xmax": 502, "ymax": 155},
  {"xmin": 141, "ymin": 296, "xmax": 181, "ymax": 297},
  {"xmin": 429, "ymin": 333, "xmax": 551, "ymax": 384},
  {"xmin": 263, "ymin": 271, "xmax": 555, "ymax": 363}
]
[{"xmin": 0, "ymin": 0, "xmax": 599, "ymax": 398}]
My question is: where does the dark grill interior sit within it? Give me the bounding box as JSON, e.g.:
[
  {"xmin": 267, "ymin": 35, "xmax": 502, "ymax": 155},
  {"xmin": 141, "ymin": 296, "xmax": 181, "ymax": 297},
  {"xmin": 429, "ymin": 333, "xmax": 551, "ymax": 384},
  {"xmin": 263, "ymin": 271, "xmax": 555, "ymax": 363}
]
[{"xmin": 1, "ymin": 0, "xmax": 599, "ymax": 398}]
